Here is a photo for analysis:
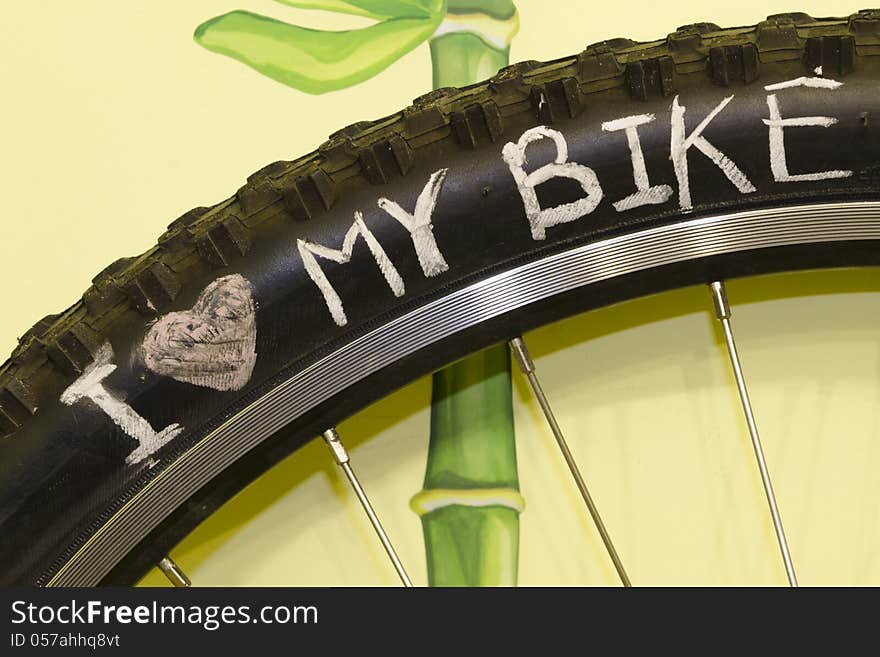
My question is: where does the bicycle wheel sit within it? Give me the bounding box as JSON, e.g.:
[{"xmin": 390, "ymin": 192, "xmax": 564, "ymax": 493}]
[{"xmin": 1, "ymin": 10, "xmax": 879, "ymax": 586}]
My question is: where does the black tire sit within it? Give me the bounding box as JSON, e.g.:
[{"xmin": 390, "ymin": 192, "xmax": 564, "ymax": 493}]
[{"xmin": 2, "ymin": 10, "xmax": 879, "ymax": 586}]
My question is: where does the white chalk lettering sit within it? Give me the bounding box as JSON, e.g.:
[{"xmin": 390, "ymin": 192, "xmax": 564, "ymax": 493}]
[
  {"xmin": 502, "ymin": 125, "xmax": 603, "ymax": 240},
  {"xmin": 763, "ymin": 78, "xmax": 853, "ymax": 183},
  {"xmin": 670, "ymin": 95, "xmax": 757, "ymax": 211},
  {"xmin": 377, "ymin": 168, "xmax": 450, "ymax": 277},
  {"xmin": 601, "ymin": 114, "xmax": 673, "ymax": 212},
  {"xmin": 60, "ymin": 342, "xmax": 183, "ymax": 465},
  {"xmin": 764, "ymin": 76, "xmax": 843, "ymax": 91},
  {"xmin": 298, "ymin": 214, "xmax": 404, "ymax": 326}
]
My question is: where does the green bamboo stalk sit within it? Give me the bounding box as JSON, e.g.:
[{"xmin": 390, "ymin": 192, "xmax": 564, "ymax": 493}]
[
  {"xmin": 429, "ymin": 33, "xmax": 510, "ymax": 88},
  {"xmin": 411, "ymin": 12, "xmax": 522, "ymax": 586},
  {"xmin": 411, "ymin": 345, "xmax": 523, "ymax": 586}
]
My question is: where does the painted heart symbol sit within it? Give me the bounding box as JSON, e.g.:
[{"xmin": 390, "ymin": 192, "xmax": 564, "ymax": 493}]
[{"xmin": 142, "ymin": 274, "xmax": 257, "ymax": 391}]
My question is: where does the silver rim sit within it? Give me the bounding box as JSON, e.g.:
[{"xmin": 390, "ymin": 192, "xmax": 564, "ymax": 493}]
[{"xmin": 49, "ymin": 200, "xmax": 880, "ymax": 586}]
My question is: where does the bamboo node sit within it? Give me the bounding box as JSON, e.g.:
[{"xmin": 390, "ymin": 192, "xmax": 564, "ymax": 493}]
[
  {"xmin": 431, "ymin": 10, "xmax": 521, "ymax": 50},
  {"xmin": 410, "ymin": 487, "xmax": 525, "ymax": 516}
]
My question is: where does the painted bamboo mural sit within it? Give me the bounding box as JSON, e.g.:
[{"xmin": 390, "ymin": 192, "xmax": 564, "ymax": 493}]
[
  {"xmin": 429, "ymin": 1, "xmax": 518, "ymax": 88},
  {"xmin": 415, "ymin": 1, "xmax": 523, "ymax": 587},
  {"xmin": 195, "ymin": 0, "xmax": 523, "ymax": 586},
  {"xmin": 410, "ymin": 345, "xmax": 524, "ymax": 585}
]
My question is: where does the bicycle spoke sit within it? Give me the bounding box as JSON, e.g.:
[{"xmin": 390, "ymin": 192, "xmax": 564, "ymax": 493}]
[
  {"xmin": 157, "ymin": 556, "xmax": 191, "ymax": 587},
  {"xmin": 509, "ymin": 337, "xmax": 632, "ymax": 587},
  {"xmin": 322, "ymin": 427, "xmax": 413, "ymax": 587},
  {"xmin": 709, "ymin": 281, "xmax": 798, "ymax": 587}
]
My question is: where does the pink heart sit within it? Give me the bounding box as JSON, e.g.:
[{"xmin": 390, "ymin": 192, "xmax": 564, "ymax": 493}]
[{"xmin": 142, "ymin": 274, "xmax": 257, "ymax": 391}]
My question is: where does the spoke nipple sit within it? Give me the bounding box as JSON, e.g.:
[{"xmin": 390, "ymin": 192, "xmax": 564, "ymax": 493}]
[
  {"xmin": 158, "ymin": 556, "xmax": 191, "ymax": 588},
  {"xmin": 709, "ymin": 281, "xmax": 731, "ymax": 320},
  {"xmin": 509, "ymin": 336, "xmax": 536, "ymax": 374},
  {"xmin": 322, "ymin": 427, "xmax": 350, "ymax": 465}
]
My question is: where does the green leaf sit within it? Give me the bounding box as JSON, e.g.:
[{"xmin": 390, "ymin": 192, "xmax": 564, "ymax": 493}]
[
  {"xmin": 273, "ymin": 0, "xmax": 445, "ymax": 20},
  {"xmin": 194, "ymin": 10, "xmax": 443, "ymax": 94}
]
